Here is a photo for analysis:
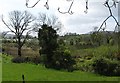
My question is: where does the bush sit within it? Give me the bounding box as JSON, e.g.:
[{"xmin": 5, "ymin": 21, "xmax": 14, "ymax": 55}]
[
  {"xmin": 52, "ymin": 48, "xmax": 76, "ymax": 72},
  {"xmin": 92, "ymin": 57, "xmax": 120, "ymax": 76},
  {"xmin": 11, "ymin": 56, "xmax": 26, "ymax": 63},
  {"xmin": 31, "ymin": 56, "xmax": 41, "ymax": 64},
  {"xmin": 114, "ymin": 51, "xmax": 120, "ymax": 60},
  {"xmin": 76, "ymin": 59, "xmax": 93, "ymax": 72},
  {"xmin": 12, "ymin": 56, "xmax": 41, "ymax": 64},
  {"xmin": 114, "ymin": 65, "xmax": 120, "ymax": 76}
]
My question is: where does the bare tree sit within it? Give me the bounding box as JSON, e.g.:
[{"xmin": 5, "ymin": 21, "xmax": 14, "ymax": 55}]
[
  {"xmin": 34, "ymin": 13, "xmax": 63, "ymax": 32},
  {"xmin": 2, "ymin": 10, "xmax": 35, "ymax": 56},
  {"xmin": 25, "ymin": 0, "xmax": 120, "ymax": 31}
]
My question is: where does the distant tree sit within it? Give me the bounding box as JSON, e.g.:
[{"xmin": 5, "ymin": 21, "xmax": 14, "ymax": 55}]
[
  {"xmin": 26, "ymin": 38, "xmax": 39, "ymax": 51},
  {"xmin": 70, "ymin": 39, "xmax": 74, "ymax": 45},
  {"xmin": 90, "ymin": 32, "xmax": 102, "ymax": 46},
  {"xmin": 58, "ymin": 38, "xmax": 66, "ymax": 46},
  {"xmin": 2, "ymin": 10, "xmax": 35, "ymax": 56},
  {"xmin": 90, "ymin": 27, "xmax": 103, "ymax": 46}
]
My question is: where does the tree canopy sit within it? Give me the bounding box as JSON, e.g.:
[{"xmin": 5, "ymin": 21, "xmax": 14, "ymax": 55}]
[
  {"xmin": 2, "ymin": 10, "xmax": 35, "ymax": 56},
  {"xmin": 38, "ymin": 24, "xmax": 58, "ymax": 68}
]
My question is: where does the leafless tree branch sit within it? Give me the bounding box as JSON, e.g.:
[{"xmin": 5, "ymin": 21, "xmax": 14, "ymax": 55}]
[
  {"xmin": 25, "ymin": 0, "xmax": 119, "ymax": 31},
  {"xmin": 84, "ymin": 0, "xmax": 88, "ymax": 14},
  {"xmin": 2, "ymin": 15, "xmax": 16, "ymax": 34},
  {"xmin": 26, "ymin": 0, "xmax": 49, "ymax": 9},
  {"xmin": 34, "ymin": 13, "xmax": 62, "ymax": 32},
  {"xmin": 98, "ymin": 0, "xmax": 119, "ymax": 31},
  {"xmin": 26, "ymin": 0, "xmax": 41, "ymax": 8},
  {"xmin": 98, "ymin": 16, "xmax": 111, "ymax": 31},
  {"xmin": 44, "ymin": 0, "xmax": 49, "ymax": 10},
  {"xmin": 58, "ymin": 0, "xmax": 74, "ymax": 15},
  {"xmin": 21, "ymin": 29, "xmax": 33, "ymax": 47}
]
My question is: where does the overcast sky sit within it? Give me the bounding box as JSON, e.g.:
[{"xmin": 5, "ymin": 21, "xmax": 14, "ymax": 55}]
[{"xmin": 0, "ymin": 0, "xmax": 119, "ymax": 35}]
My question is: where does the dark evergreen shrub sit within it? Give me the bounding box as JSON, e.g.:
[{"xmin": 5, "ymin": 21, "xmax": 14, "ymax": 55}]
[
  {"xmin": 92, "ymin": 57, "xmax": 120, "ymax": 76},
  {"xmin": 11, "ymin": 57, "xmax": 26, "ymax": 63},
  {"xmin": 52, "ymin": 48, "xmax": 76, "ymax": 72},
  {"xmin": 11, "ymin": 56, "xmax": 41, "ymax": 64}
]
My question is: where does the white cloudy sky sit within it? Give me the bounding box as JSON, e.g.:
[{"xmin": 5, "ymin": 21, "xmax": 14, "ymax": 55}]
[{"xmin": 0, "ymin": 0, "xmax": 119, "ymax": 35}]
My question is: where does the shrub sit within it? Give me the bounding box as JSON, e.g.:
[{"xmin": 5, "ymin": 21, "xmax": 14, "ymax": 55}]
[
  {"xmin": 114, "ymin": 64, "xmax": 120, "ymax": 76},
  {"xmin": 31, "ymin": 56, "xmax": 41, "ymax": 64},
  {"xmin": 92, "ymin": 57, "xmax": 120, "ymax": 76},
  {"xmin": 52, "ymin": 48, "xmax": 76, "ymax": 72},
  {"xmin": 114, "ymin": 51, "xmax": 120, "ymax": 60},
  {"xmin": 12, "ymin": 56, "xmax": 41, "ymax": 64},
  {"xmin": 76, "ymin": 60, "xmax": 93, "ymax": 72},
  {"xmin": 11, "ymin": 57, "xmax": 26, "ymax": 63}
]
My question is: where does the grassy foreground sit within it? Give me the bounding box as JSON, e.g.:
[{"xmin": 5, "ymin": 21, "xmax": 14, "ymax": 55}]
[
  {"xmin": 3, "ymin": 63, "xmax": 120, "ymax": 81},
  {"xmin": 1, "ymin": 54, "xmax": 120, "ymax": 82},
  {"xmin": 0, "ymin": 54, "xmax": 2, "ymax": 82}
]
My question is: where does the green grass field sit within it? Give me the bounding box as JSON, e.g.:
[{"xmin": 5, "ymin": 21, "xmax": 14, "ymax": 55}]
[
  {"xmin": 0, "ymin": 53, "xmax": 2, "ymax": 82},
  {"xmin": 69, "ymin": 45, "xmax": 119, "ymax": 57},
  {"xmin": 1, "ymin": 54, "xmax": 120, "ymax": 82},
  {"xmin": 3, "ymin": 63, "xmax": 120, "ymax": 81}
]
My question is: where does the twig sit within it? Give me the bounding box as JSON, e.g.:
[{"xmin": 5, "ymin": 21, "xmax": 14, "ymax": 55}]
[
  {"xmin": 98, "ymin": 16, "xmax": 111, "ymax": 31},
  {"xmin": 98, "ymin": 0, "xmax": 119, "ymax": 31},
  {"xmin": 26, "ymin": 0, "xmax": 41, "ymax": 8},
  {"xmin": 58, "ymin": 0, "xmax": 74, "ymax": 15},
  {"xmin": 1, "ymin": 15, "xmax": 16, "ymax": 34},
  {"xmin": 26, "ymin": 0, "xmax": 49, "ymax": 10},
  {"xmin": 44, "ymin": 0, "xmax": 49, "ymax": 10},
  {"xmin": 84, "ymin": 0, "xmax": 88, "ymax": 14}
]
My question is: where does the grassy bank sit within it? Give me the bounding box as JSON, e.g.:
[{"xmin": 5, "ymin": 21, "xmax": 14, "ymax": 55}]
[
  {"xmin": 0, "ymin": 53, "xmax": 2, "ymax": 82},
  {"xmin": 3, "ymin": 63, "xmax": 120, "ymax": 81},
  {"xmin": 2, "ymin": 54, "xmax": 120, "ymax": 81}
]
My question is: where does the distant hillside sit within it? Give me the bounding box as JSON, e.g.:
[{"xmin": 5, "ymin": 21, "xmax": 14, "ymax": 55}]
[
  {"xmin": 0, "ymin": 33, "xmax": 35, "ymax": 39},
  {"xmin": 0, "ymin": 31, "xmax": 115, "ymax": 39},
  {"xmin": 4, "ymin": 34, "xmax": 15, "ymax": 38}
]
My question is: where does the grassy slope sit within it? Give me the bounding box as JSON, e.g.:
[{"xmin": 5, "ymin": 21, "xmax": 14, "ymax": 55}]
[
  {"xmin": 0, "ymin": 53, "xmax": 2, "ymax": 82},
  {"xmin": 2, "ymin": 54, "xmax": 120, "ymax": 81},
  {"xmin": 3, "ymin": 63, "xmax": 120, "ymax": 81},
  {"xmin": 69, "ymin": 45, "xmax": 119, "ymax": 57}
]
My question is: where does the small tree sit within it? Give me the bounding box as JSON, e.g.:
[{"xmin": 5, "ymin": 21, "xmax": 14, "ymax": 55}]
[
  {"xmin": 52, "ymin": 45, "xmax": 76, "ymax": 72},
  {"xmin": 38, "ymin": 24, "xmax": 58, "ymax": 68},
  {"xmin": 2, "ymin": 10, "xmax": 35, "ymax": 56},
  {"xmin": 90, "ymin": 31, "xmax": 103, "ymax": 46},
  {"xmin": 38, "ymin": 24, "xmax": 75, "ymax": 71}
]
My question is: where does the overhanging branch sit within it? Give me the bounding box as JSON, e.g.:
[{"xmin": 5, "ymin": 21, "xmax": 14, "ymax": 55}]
[
  {"xmin": 25, "ymin": 0, "xmax": 119, "ymax": 31},
  {"xmin": 26, "ymin": 0, "xmax": 49, "ymax": 10},
  {"xmin": 98, "ymin": 0, "xmax": 119, "ymax": 32},
  {"xmin": 1, "ymin": 16, "xmax": 16, "ymax": 34},
  {"xmin": 58, "ymin": 0, "xmax": 74, "ymax": 15},
  {"xmin": 26, "ymin": 0, "xmax": 41, "ymax": 8}
]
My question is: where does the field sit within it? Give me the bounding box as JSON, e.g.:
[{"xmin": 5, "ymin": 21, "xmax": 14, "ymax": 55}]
[
  {"xmin": 1, "ymin": 53, "xmax": 120, "ymax": 82},
  {"xmin": 0, "ymin": 53, "xmax": 2, "ymax": 82},
  {"xmin": 1, "ymin": 32, "xmax": 120, "ymax": 82}
]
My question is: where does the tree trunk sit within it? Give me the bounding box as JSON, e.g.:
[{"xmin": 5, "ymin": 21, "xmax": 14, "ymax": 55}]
[
  {"xmin": 18, "ymin": 46, "xmax": 22, "ymax": 57},
  {"xmin": 18, "ymin": 37, "xmax": 22, "ymax": 57}
]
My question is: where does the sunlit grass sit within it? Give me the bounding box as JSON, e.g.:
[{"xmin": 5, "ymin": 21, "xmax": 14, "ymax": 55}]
[
  {"xmin": 69, "ymin": 45, "xmax": 118, "ymax": 58},
  {"xmin": 0, "ymin": 53, "xmax": 2, "ymax": 82},
  {"xmin": 3, "ymin": 63, "xmax": 120, "ymax": 81},
  {"xmin": 2, "ymin": 53, "xmax": 120, "ymax": 81}
]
